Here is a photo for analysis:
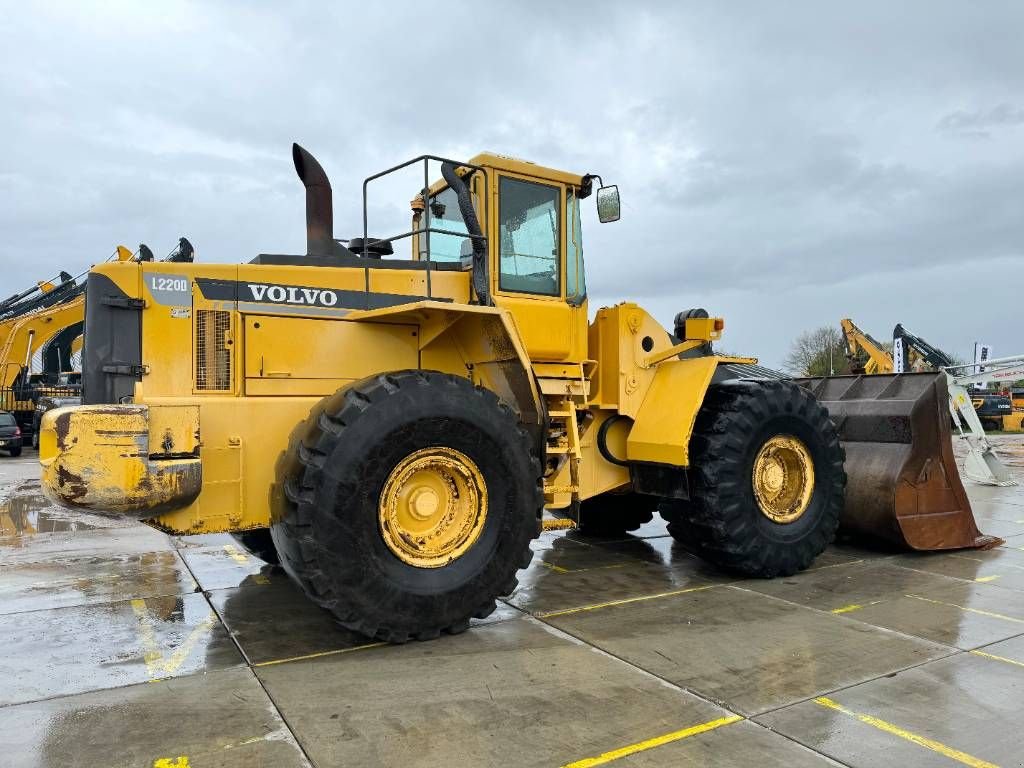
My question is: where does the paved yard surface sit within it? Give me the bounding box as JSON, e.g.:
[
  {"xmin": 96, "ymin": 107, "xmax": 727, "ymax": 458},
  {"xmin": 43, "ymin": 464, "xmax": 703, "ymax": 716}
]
[{"xmin": 2, "ymin": 437, "xmax": 1024, "ymax": 767}]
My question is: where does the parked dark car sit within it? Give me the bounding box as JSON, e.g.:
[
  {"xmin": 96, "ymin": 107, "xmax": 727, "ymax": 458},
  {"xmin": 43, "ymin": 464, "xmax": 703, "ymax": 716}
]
[{"xmin": 0, "ymin": 411, "xmax": 23, "ymax": 456}]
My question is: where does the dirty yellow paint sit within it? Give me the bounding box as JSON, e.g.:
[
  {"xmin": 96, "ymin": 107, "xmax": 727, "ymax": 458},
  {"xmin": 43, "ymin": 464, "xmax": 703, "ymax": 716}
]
[
  {"xmin": 131, "ymin": 599, "xmax": 217, "ymax": 680},
  {"xmin": 970, "ymin": 649, "xmax": 1024, "ymax": 669},
  {"xmin": 251, "ymin": 574, "xmax": 271, "ymax": 585},
  {"xmin": 813, "ymin": 697, "xmax": 998, "ymax": 768},
  {"xmin": 561, "ymin": 714, "xmax": 743, "ymax": 768},
  {"xmin": 538, "ymin": 584, "xmax": 717, "ymax": 618},
  {"xmin": 253, "ymin": 642, "xmax": 386, "ymax": 667},
  {"xmin": 153, "ymin": 757, "xmax": 190, "ymax": 768},
  {"xmin": 542, "ymin": 518, "xmax": 577, "ymax": 531},
  {"xmin": 905, "ymin": 593, "xmax": 1024, "ymax": 624},
  {"xmin": 974, "ymin": 575, "xmax": 1001, "ymax": 583},
  {"xmin": 223, "ymin": 544, "xmax": 249, "ymax": 564},
  {"xmin": 831, "ymin": 600, "xmax": 883, "ymax": 614}
]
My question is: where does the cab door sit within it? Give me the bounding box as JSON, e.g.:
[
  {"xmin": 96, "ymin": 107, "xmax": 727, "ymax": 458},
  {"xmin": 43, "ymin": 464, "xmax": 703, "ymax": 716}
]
[{"xmin": 490, "ymin": 172, "xmax": 581, "ymax": 362}]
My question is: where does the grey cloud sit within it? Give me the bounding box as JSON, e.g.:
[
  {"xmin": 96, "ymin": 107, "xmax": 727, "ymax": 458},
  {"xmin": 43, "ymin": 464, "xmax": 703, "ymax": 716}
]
[
  {"xmin": 938, "ymin": 103, "xmax": 1024, "ymax": 137},
  {"xmin": 1, "ymin": 1, "xmax": 1022, "ymax": 368}
]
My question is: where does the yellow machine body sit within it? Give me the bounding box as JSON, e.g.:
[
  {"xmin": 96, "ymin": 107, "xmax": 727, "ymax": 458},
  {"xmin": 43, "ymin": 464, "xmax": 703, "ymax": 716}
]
[{"xmin": 40, "ymin": 152, "xmax": 751, "ymax": 534}]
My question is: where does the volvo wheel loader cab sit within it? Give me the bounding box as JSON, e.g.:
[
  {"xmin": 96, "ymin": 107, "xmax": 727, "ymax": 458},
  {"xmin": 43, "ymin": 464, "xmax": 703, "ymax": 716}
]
[{"xmin": 42, "ymin": 143, "xmax": 851, "ymax": 642}]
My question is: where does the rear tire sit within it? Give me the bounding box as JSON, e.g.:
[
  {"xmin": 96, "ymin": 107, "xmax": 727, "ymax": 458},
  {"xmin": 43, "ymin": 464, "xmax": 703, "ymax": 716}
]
[
  {"xmin": 576, "ymin": 492, "xmax": 656, "ymax": 536},
  {"xmin": 660, "ymin": 379, "xmax": 845, "ymax": 577},
  {"xmin": 229, "ymin": 529, "xmax": 279, "ymax": 565},
  {"xmin": 271, "ymin": 370, "xmax": 542, "ymax": 642}
]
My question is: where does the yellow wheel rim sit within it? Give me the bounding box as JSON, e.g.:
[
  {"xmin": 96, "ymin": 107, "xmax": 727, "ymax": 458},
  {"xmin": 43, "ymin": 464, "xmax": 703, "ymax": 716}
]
[
  {"xmin": 378, "ymin": 447, "xmax": 487, "ymax": 568},
  {"xmin": 752, "ymin": 435, "xmax": 815, "ymax": 524}
]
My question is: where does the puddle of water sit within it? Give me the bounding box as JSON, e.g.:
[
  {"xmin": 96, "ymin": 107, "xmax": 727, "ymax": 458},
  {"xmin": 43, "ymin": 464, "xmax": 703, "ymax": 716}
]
[{"xmin": 0, "ymin": 487, "xmax": 127, "ymax": 541}]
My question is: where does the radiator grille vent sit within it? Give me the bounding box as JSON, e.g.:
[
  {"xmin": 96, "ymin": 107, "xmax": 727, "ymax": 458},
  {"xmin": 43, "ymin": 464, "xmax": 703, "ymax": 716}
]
[{"xmin": 195, "ymin": 310, "xmax": 231, "ymax": 390}]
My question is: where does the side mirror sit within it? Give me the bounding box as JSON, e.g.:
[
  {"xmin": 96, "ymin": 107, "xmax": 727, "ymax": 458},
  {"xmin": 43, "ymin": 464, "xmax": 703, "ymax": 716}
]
[{"xmin": 596, "ymin": 185, "xmax": 620, "ymax": 223}]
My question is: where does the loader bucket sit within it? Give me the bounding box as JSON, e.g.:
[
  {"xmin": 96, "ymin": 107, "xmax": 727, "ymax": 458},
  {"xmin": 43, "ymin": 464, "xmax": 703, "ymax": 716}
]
[{"xmin": 794, "ymin": 373, "xmax": 1002, "ymax": 551}]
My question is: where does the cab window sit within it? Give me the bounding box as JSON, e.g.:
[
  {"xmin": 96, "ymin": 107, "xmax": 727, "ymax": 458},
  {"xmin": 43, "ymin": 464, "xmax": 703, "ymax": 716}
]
[
  {"xmin": 498, "ymin": 177, "xmax": 560, "ymax": 296},
  {"xmin": 417, "ymin": 186, "xmax": 468, "ymax": 263},
  {"xmin": 566, "ymin": 188, "xmax": 585, "ymax": 303}
]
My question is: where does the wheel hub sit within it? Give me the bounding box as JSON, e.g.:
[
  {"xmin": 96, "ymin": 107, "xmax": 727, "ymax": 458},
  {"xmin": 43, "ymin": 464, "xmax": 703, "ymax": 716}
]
[
  {"xmin": 378, "ymin": 447, "xmax": 487, "ymax": 568},
  {"xmin": 752, "ymin": 435, "xmax": 815, "ymax": 524}
]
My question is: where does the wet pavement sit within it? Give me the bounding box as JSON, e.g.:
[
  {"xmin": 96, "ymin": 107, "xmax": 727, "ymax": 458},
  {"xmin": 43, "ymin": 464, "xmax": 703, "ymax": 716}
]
[{"xmin": 2, "ymin": 438, "xmax": 1024, "ymax": 767}]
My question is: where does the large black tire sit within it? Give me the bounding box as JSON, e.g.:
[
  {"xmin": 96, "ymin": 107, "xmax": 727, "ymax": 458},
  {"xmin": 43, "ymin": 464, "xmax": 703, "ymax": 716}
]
[
  {"xmin": 659, "ymin": 379, "xmax": 845, "ymax": 577},
  {"xmin": 8, "ymin": 447, "xmax": 21, "ymax": 457},
  {"xmin": 270, "ymin": 370, "xmax": 543, "ymax": 642},
  {"xmin": 576, "ymin": 492, "xmax": 656, "ymax": 536},
  {"xmin": 229, "ymin": 529, "xmax": 280, "ymax": 565}
]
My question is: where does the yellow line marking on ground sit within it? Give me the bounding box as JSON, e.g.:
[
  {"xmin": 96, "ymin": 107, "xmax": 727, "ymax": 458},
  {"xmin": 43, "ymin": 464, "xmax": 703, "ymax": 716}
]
[
  {"xmin": 831, "ymin": 600, "xmax": 883, "ymax": 614},
  {"xmin": 560, "ymin": 715, "xmax": 743, "ymax": 768},
  {"xmin": 538, "ymin": 584, "xmax": 717, "ymax": 618},
  {"xmin": 130, "ymin": 599, "xmax": 217, "ymax": 680},
  {"xmin": 974, "ymin": 575, "xmax": 1001, "ymax": 583},
  {"xmin": 253, "ymin": 642, "xmax": 386, "ymax": 667},
  {"xmin": 223, "ymin": 544, "xmax": 249, "ymax": 564},
  {"xmin": 971, "ymin": 649, "xmax": 1024, "ymax": 669},
  {"xmin": 813, "ymin": 697, "xmax": 998, "ymax": 768},
  {"xmin": 905, "ymin": 593, "xmax": 1024, "ymax": 624},
  {"xmin": 810, "ymin": 558, "xmax": 865, "ymax": 571},
  {"xmin": 153, "ymin": 758, "xmax": 190, "ymax": 768},
  {"xmin": 539, "ymin": 562, "xmax": 628, "ymax": 575}
]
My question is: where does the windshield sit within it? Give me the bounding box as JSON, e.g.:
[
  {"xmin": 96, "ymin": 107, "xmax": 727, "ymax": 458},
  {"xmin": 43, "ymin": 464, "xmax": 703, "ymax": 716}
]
[{"xmin": 0, "ymin": 413, "xmax": 15, "ymax": 427}]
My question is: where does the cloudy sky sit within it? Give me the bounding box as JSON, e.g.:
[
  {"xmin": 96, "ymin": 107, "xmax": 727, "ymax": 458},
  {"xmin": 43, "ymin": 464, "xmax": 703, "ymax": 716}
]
[{"xmin": 3, "ymin": 2, "xmax": 1022, "ymax": 368}]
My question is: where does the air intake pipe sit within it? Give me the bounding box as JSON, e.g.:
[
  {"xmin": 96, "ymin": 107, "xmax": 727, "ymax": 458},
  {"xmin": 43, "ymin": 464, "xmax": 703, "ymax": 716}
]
[{"xmin": 441, "ymin": 162, "xmax": 490, "ymax": 305}]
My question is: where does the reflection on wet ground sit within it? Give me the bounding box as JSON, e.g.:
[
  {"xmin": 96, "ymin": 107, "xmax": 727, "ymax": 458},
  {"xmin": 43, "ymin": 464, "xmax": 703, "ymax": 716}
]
[{"xmin": 1, "ymin": 438, "xmax": 1024, "ymax": 766}]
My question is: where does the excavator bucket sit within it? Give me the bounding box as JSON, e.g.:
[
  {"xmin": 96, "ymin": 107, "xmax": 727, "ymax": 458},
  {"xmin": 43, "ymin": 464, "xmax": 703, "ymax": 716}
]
[{"xmin": 794, "ymin": 373, "xmax": 1002, "ymax": 551}]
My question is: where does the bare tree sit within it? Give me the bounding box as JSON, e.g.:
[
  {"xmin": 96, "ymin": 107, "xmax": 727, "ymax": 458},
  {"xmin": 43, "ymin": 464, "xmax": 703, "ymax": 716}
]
[{"xmin": 783, "ymin": 325, "xmax": 845, "ymax": 376}]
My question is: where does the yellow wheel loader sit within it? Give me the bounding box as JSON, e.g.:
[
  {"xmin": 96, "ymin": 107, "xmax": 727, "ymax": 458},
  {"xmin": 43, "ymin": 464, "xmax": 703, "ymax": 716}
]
[{"xmin": 38, "ymin": 145, "xmax": 991, "ymax": 642}]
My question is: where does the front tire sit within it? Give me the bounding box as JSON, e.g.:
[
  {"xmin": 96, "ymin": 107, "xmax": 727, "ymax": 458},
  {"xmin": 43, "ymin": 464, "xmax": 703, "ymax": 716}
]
[
  {"xmin": 271, "ymin": 370, "xmax": 542, "ymax": 642},
  {"xmin": 660, "ymin": 379, "xmax": 845, "ymax": 577}
]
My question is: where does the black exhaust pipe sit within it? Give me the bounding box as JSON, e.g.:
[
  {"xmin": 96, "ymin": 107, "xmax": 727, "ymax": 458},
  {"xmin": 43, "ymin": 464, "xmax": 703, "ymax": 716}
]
[{"xmin": 292, "ymin": 143, "xmax": 352, "ymax": 258}]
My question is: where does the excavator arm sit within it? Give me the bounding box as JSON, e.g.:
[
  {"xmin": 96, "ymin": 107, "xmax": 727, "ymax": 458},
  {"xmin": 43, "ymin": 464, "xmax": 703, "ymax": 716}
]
[{"xmin": 840, "ymin": 318, "xmax": 893, "ymax": 374}]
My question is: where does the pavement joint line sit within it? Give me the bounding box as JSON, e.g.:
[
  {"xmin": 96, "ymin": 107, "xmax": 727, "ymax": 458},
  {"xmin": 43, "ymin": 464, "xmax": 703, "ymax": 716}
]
[
  {"xmin": 904, "ymin": 593, "xmax": 1024, "ymax": 624},
  {"xmin": 536, "ymin": 584, "xmax": 719, "ymax": 618},
  {"xmin": 880, "ymin": 560, "xmax": 1022, "ymax": 590},
  {"xmin": 252, "ymin": 642, "xmax": 386, "ymax": 667},
  {"xmin": 969, "ymin": 649, "xmax": 1024, "ymax": 669},
  {"xmin": 177, "ymin": 547, "xmax": 319, "ymax": 768},
  {"xmin": 726, "ymin": 583, "xmax": 955, "ymax": 649},
  {"xmin": 812, "ymin": 696, "xmax": 999, "ymax": 768},
  {"xmin": 559, "ymin": 715, "xmax": 744, "ymax": 768}
]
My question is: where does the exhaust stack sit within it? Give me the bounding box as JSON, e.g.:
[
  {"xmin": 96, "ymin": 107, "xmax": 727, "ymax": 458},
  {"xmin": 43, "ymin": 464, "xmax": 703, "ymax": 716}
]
[{"xmin": 292, "ymin": 143, "xmax": 350, "ymax": 258}]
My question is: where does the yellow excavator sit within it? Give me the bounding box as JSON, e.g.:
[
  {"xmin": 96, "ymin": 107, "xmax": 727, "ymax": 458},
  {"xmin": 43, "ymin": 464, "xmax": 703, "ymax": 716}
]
[
  {"xmin": 2, "ymin": 243, "xmax": 195, "ymax": 441},
  {"xmin": 37, "ymin": 145, "xmax": 995, "ymax": 642},
  {"xmin": 840, "ymin": 318, "xmax": 893, "ymax": 374}
]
